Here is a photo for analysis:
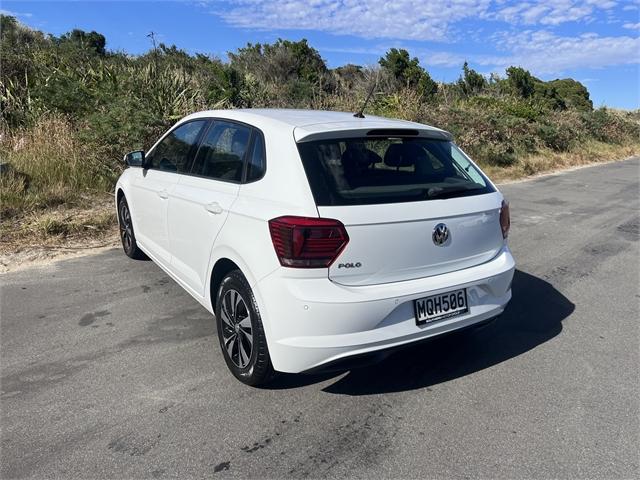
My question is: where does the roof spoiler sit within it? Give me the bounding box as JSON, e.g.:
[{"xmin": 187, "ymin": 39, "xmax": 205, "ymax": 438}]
[{"xmin": 295, "ymin": 127, "xmax": 453, "ymax": 143}]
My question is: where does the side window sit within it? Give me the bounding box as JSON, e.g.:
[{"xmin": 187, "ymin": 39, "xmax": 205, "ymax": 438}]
[
  {"xmin": 192, "ymin": 121, "xmax": 250, "ymax": 182},
  {"xmin": 449, "ymin": 144, "xmax": 487, "ymax": 185},
  {"xmin": 148, "ymin": 120, "xmax": 207, "ymax": 173},
  {"xmin": 246, "ymin": 131, "xmax": 266, "ymax": 182}
]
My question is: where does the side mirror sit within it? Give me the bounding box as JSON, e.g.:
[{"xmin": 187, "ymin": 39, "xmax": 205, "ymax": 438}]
[{"xmin": 123, "ymin": 150, "xmax": 145, "ymax": 167}]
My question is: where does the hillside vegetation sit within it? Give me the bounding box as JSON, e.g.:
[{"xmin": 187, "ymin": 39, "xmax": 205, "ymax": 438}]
[{"xmin": 1, "ymin": 15, "xmax": 639, "ymax": 250}]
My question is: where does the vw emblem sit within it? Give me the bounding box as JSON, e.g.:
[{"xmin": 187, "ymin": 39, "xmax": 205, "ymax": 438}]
[{"xmin": 432, "ymin": 223, "xmax": 449, "ymax": 246}]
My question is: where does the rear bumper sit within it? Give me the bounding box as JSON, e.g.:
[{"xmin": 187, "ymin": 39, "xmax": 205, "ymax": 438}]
[{"xmin": 256, "ymin": 246, "xmax": 515, "ymax": 373}]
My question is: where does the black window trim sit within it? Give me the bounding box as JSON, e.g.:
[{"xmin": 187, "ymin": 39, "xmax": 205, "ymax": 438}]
[
  {"xmin": 144, "ymin": 118, "xmax": 210, "ymax": 174},
  {"xmin": 174, "ymin": 117, "xmax": 267, "ymax": 185},
  {"xmin": 242, "ymin": 127, "xmax": 267, "ymax": 184}
]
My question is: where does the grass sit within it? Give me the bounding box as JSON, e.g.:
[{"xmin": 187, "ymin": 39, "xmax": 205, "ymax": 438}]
[
  {"xmin": 481, "ymin": 140, "xmax": 640, "ymax": 183},
  {"xmin": 0, "ymin": 193, "xmax": 117, "ymax": 260},
  {"xmin": 0, "ymin": 115, "xmax": 120, "ymax": 254},
  {"xmin": 0, "ymin": 115, "xmax": 117, "ymax": 216}
]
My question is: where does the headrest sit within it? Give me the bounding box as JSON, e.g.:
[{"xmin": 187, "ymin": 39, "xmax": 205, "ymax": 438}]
[
  {"xmin": 384, "ymin": 143, "xmax": 425, "ymax": 168},
  {"xmin": 231, "ymin": 129, "xmax": 249, "ymax": 155},
  {"xmin": 341, "ymin": 146, "xmax": 380, "ymax": 169}
]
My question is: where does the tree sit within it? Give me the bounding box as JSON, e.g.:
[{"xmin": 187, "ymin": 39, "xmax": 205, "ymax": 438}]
[
  {"xmin": 379, "ymin": 48, "xmax": 437, "ymax": 97},
  {"xmin": 457, "ymin": 61, "xmax": 486, "ymax": 96},
  {"xmin": 506, "ymin": 66, "xmax": 535, "ymax": 98},
  {"xmin": 333, "ymin": 64, "xmax": 363, "ymax": 89},
  {"xmin": 229, "ymin": 39, "xmax": 327, "ymax": 85},
  {"xmin": 548, "ymin": 78, "xmax": 593, "ymax": 111},
  {"xmin": 533, "ymin": 82, "xmax": 566, "ymax": 111},
  {"xmin": 58, "ymin": 29, "xmax": 106, "ymax": 55}
]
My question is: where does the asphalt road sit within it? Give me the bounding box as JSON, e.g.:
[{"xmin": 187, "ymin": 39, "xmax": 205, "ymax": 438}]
[{"xmin": 2, "ymin": 158, "xmax": 639, "ymax": 479}]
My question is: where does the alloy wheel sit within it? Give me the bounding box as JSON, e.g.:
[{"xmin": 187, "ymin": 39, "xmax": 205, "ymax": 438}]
[
  {"xmin": 220, "ymin": 289, "xmax": 253, "ymax": 368},
  {"xmin": 119, "ymin": 202, "xmax": 134, "ymax": 252}
]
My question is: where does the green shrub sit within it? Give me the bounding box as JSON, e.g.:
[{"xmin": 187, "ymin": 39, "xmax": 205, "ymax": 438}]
[{"xmin": 537, "ymin": 123, "xmax": 575, "ymax": 151}]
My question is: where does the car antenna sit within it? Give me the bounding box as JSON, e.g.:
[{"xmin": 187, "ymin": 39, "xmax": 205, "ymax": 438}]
[{"xmin": 354, "ymin": 76, "xmax": 377, "ymax": 118}]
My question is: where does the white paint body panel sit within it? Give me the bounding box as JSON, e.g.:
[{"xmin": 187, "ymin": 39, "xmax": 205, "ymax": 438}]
[
  {"xmin": 129, "ymin": 169, "xmax": 176, "ymax": 265},
  {"xmin": 115, "ymin": 109, "xmax": 515, "ymax": 374},
  {"xmin": 168, "ymin": 175, "xmax": 239, "ymax": 295},
  {"xmin": 322, "ymin": 192, "xmax": 505, "ymax": 286}
]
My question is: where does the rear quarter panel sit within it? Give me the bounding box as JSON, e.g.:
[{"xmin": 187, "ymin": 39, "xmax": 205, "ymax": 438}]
[{"xmin": 204, "ymin": 123, "xmax": 320, "ymax": 331}]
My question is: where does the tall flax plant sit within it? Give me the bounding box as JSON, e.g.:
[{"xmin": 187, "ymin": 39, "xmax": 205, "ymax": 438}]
[
  {"xmin": 136, "ymin": 62, "xmax": 206, "ymax": 121},
  {"xmin": 78, "ymin": 60, "xmax": 209, "ymax": 168},
  {"xmin": 0, "ymin": 73, "xmax": 34, "ymax": 129}
]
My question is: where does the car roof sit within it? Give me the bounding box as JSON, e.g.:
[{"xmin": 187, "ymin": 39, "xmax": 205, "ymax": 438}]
[{"xmin": 182, "ymin": 109, "xmax": 452, "ymax": 142}]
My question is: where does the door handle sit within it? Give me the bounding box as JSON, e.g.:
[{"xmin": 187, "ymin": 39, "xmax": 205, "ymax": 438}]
[
  {"xmin": 205, "ymin": 202, "xmax": 223, "ymax": 214},
  {"xmin": 157, "ymin": 189, "xmax": 169, "ymax": 199}
]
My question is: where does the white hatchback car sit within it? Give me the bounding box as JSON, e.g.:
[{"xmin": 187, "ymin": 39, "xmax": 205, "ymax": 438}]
[{"xmin": 116, "ymin": 109, "xmax": 515, "ymax": 385}]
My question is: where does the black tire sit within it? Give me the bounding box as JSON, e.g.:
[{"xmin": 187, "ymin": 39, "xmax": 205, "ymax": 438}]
[
  {"xmin": 215, "ymin": 270, "xmax": 275, "ymax": 386},
  {"xmin": 117, "ymin": 196, "xmax": 147, "ymax": 260}
]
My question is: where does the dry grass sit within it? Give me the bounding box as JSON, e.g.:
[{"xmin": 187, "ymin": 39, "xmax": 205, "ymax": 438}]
[
  {"xmin": 0, "ymin": 193, "xmax": 118, "ymax": 258},
  {"xmin": 0, "ymin": 115, "xmax": 120, "ymax": 268},
  {"xmin": 0, "ymin": 115, "xmax": 117, "ymax": 216},
  {"xmin": 482, "ymin": 141, "xmax": 640, "ymax": 183}
]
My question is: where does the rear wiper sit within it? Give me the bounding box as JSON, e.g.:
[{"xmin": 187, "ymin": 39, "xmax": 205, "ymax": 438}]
[{"xmin": 426, "ymin": 185, "xmax": 482, "ymax": 199}]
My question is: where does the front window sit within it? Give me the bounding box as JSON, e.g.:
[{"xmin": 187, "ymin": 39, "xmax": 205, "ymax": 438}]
[
  {"xmin": 297, "ymin": 136, "xmax": 494, "ymax": 206},
  {"xmin": 147, "ymin": 120, "xmax": 207, "ymax": 173}
]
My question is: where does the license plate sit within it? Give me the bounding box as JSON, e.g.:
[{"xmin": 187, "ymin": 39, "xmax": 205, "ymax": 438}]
[{"xmin": 414, "ymin": 288, "xmax": 468, "ymax": 325}]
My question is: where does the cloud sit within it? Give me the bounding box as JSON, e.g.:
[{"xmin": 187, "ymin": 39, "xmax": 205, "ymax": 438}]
[
  {"xmin": 211, "ymin": 0, "xmax": 624, "ymax": 39},
  {"xmin": 217, "ymin": 0, "xmax": 492, "ymax": 42},
  {"xmin": 406, "ymin": 30, "xmax": 639, "ymax": 77},
  {"xmin": 623, "ymin": 22, "xmax": 640, "ymax": 30},
  {"xmin": 489, "ymin": 0, "xmax": 619, "ymax": 26},
  {"xmin": 205, "ymin": 1, "xmax": 640, "ymax": 76},
  {"xmin": 0, "ymin": 8, "xmax": 33, "ymax": 18},
  {"xmin": 470, "ymin": 30, "xmax": 640, "ymax": 75},
  {"xmin": 424, "ymin": 51, "xmax": 468, "ymax": 67}
]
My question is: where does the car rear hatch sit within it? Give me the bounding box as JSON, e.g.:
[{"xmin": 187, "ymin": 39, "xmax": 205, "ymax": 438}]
[{"xmin": 295, "ymin": 127, "xmax": 505, "ymax": 286}]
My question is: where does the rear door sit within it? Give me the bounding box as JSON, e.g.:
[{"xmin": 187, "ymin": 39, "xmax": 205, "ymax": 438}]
[
  {"xmin": 130, "ymin": 120, "xmax": 207, "ymax": 265},
  {"xmin": 297, "ymin": 135, "xmax": 505, "ymax": 286},
  {"xmin": 167, "ymin": 120, "xmax": 258, "ymax": 296}
]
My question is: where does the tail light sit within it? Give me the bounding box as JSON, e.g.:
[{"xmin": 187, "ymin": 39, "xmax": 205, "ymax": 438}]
[
  {"xmin": 500, "ymin": 200, "xmax": 511, "ymax": 239},
  {"xmin": 268, "ymin": 216, "xmax": 349, "ymax": 268}
]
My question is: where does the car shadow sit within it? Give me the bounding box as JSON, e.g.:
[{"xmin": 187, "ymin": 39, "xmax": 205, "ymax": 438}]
[{"xmin": 266, "ymin": 269, "xmax": 574, "ymax": 394}]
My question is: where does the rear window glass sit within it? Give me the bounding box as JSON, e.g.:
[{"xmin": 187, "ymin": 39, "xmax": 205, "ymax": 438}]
[{"xmin": 297, "ymin": 137, "xmax": 495, "ymax": 206}]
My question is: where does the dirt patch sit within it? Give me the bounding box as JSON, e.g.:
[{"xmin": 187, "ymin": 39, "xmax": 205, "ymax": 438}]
[
  {"xmin": 0, "ymin": 194, "xmax": 119, "ymax": 273},
  {"xmin": 0, "ymin": 237, "xmax": 119, "ymax": 274}
]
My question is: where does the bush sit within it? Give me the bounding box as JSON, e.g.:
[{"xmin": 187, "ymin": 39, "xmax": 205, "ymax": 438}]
[
  {"xmin": 537, "ymin": 123, "xmax": 575, "ymax": 151},
  {"xmin": 581, "ymin": 108, "xmax": 639, "ymax": 144}
]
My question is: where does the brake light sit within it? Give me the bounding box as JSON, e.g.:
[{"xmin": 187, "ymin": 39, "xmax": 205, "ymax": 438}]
[
  {"xmin": 500, "ymin": 200, "xmax": 510, "ymax": 239},
  {"xmin": 268, "ymin": 216, "xmax": 349, "ymax": 268}
]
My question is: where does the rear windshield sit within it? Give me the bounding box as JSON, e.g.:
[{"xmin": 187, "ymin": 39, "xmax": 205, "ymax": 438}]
[{"xmin": 297, "ymin": 137, "xmax": 495, "ymax": 206}]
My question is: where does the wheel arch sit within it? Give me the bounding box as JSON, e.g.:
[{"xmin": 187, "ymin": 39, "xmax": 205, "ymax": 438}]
[
  {"xmin": 209, "ymin": 258, "xmax": 241, "ymax": 312},
  {"xmin": 205, "ymin": 242, "xmax": 275, "ymax": 343},
  {"xmin": 115, "ymin": 188, "xmax": 125, "ymax": 227}
]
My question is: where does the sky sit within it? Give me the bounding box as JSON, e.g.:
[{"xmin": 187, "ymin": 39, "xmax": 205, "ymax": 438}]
[{"xmin": 2, "ymin": 0, "xmax": 639, "ymax": 109}]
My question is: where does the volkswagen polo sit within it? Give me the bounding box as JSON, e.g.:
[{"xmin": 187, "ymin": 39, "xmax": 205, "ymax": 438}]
[{"xmin": 116, "ymin": 109, "xmax": 515, "ymax": 385}]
